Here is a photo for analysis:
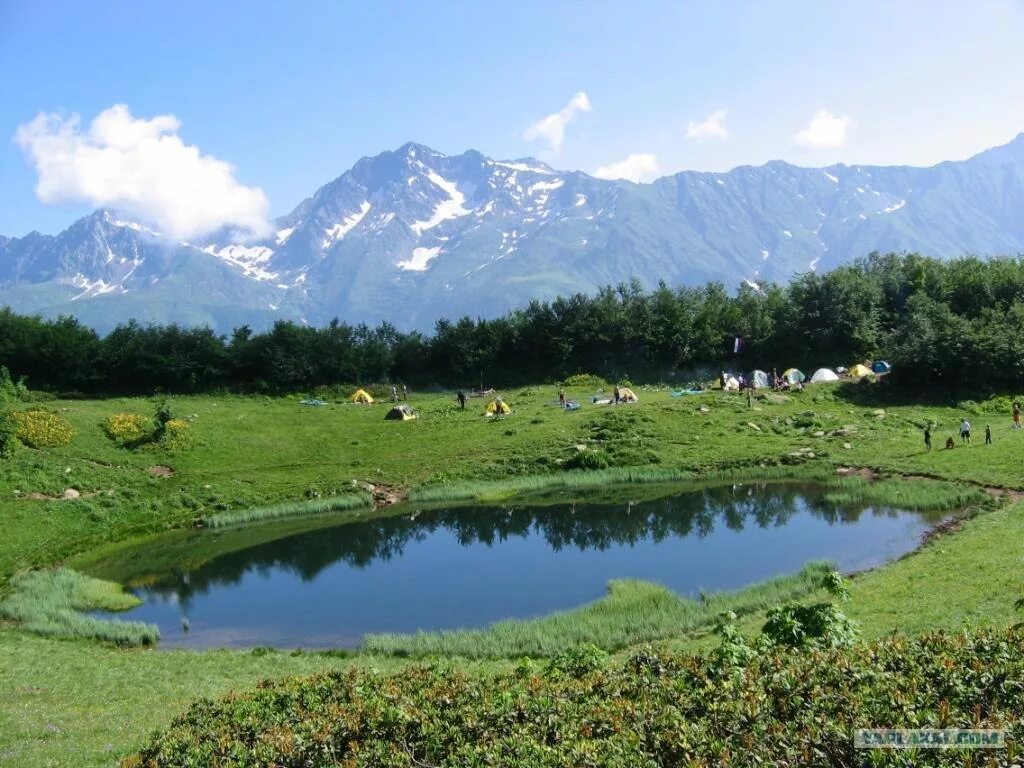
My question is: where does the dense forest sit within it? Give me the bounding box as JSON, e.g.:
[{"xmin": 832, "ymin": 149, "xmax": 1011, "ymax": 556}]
[{"xmin": 1, "ymin": 252, "xmax": 1023, "ymax": 395}]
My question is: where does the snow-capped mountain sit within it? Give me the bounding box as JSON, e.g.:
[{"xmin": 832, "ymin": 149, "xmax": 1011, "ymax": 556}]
[{"xmin": 3, "ymin": 136, "xmax": 1024, "ymax": 332}]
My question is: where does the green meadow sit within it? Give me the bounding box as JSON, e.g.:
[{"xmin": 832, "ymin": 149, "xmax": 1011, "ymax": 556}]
[{"xmin": 1, "ymin": 380, "xmax": 1023, "ymax": 766}]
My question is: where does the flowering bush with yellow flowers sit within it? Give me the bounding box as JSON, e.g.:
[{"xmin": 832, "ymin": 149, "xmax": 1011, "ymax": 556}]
[
  {"xmin": 12, "ymin": 408, "xmax": 76, "ymax": 448},
  {"xmin": 156, "ymin": 418, "xmax": 195, "ymax": 453},
  {"xmin": 101, "ymin": 413, "xmax": 153, "ymax": 447}
]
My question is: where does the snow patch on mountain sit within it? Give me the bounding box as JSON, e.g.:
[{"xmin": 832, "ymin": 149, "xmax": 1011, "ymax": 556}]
[
  {"xmin": 398, "ymin": 246, "xmax": 441, "ymax": 271},
  {"xmin": 493, "ymin": 161, "xmax": 554, "ymax": 175},
  {"xmin": 882, "ymin": 199, "xmax": 907, "ymax": 213},
  {"xmin": 322, "ymin": 201, "xmax": 371, "ymax": 247},
  {"xmin": 276, "ymin": 227, "xmax": 295, "ymax": 245},
  {"xmin": 410, "ymin": 172, "xmax": 469, "ymax": 236},
  {"xmin": 823, "ymin": 171, "xmax": 839, "ymax": 184},
  {"xmin": 528, "ymin": 179, "xmax": 564, "ymax": 195},
  {"xmin": 69, "ymin": 275, "xmax": 118, "ymax": 300},
  {"xmin": 205, "ymin": 244, "xmax": 279, "ymax": 282}
]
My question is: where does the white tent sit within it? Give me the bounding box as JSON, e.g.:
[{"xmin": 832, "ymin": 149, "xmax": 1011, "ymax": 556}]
[
  {"xmin": 723, "ymin": 375, "xmax": 740, "ymax": 391},
  {"xmin": 810, "ymin": 368, "xmax": 839, "ymax": 383}
]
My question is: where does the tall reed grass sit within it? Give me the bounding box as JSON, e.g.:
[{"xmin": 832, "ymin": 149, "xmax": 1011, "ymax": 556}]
[
  {"xmin": 823, "ymin": 476, "xmax": 989, "ymax": 511},
  {"xmin": 203, "ymin": 492, "xmax": 373, "ymax": 528},
  {"xmin": 0, "ymin": 568, "xmax": 159, "ymax": 646},
  {"xmin": 362, "ymin": 561, "xmax": 834, "ymax": 658}
]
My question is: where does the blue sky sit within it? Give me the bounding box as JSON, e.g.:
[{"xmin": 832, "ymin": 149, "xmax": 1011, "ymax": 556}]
[{"xmin": 2, "ymin": 0, "xmax": 1023, "ymax": 237}]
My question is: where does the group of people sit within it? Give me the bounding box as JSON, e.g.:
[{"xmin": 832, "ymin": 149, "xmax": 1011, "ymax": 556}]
[
  {"xmin": 391, "ymin": 383, "xmax": 408, "ymax": 402},
  {"xmin": 923, "ymin": 407, "xmax": 1023, "ymax": 450}
]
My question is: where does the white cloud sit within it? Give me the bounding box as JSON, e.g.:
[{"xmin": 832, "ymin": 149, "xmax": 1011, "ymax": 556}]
[
  {"xmin": 593, "ymin": 153, "xmax": 662, "ymax": 183},
  {"xmin": 522, "ymin": 91, "xmax": 591, "ymax": 151},
  {"xmin": 686, "ymin": 109, "xmax": 729, "ymax": 140},
  {"xmin": 14, "ymin": 104, "xmax": 270, "ymax": 240},
  {"xmin": 795, "ymin": 109, "xmax": 851, "ymax": 148}
]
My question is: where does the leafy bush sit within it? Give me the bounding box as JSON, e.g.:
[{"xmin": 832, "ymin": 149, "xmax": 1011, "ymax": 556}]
[
  {"xmin": 563, "ymin": 449, "xmax": 610, "ymax": 471},
  {"xmin": 102, "ymin": 412, "xmax": 153, "ymax": 446},
  {"xmin": 761, "ymin": 571, "xmax": 859, "ymax": 649},
  {"xmin": 126, "ymin": 628, "xmax": 1024, "ymax": 767},
  {"xmin": 156, "ymin": 418, "xmax": 195, "ymax": 453},
  {"xmin": 0, "ymin": 408, "xmax": 19, "ymax": 459},
  {"xmin": 12, "ymin": 408, "xmax": 75, "ymax": 448},
  {"xmin": 0, "ymin": 365, "xmax": 29, "ymax": 403},
  {"xmin": 563, "ymin": 373, "xmax": 608, "ymax": 388}
]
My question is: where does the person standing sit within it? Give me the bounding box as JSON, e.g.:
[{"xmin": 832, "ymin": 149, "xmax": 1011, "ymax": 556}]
[
  {"xmin": 613, "ymin": 386, "xmax": 620, "ymax": 405},
  {"xmin": 924, "ymin": 425, "xmax": 932, "ymax": 452},
  {"xmin": 985, "ymin": 425, "xmax": 992, "ymax": 445},
  {"xmin": 558, "ymin": 387, "xmax": 566, "ymax": 408},
  {"xmin": 391, "ymin": 385, "xmax": 398, "ymax": 402},
  {"xmin": 456, "ymin": 390, "xmax": 466, "ymax": 410},
  {"xmin": 959, "ymin": 418, "xmax": 971, "ymax": 444},
  {"xmin": 1013, "ymin": 402, "xmax": 1021, "ymax": 430},
  {"xmin": 402, "ymin": 383, "xmax": 408, "ymax": 401}
]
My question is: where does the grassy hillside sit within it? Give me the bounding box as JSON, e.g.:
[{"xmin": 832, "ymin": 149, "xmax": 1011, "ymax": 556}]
[{"xmin": 1, "ymin": 380, "xmax": 1022, "ymax": 766}]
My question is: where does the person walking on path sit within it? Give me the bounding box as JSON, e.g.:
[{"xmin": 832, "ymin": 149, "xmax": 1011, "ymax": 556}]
[
  {"xmin": 924, "ymin": 425, "xmax": 932, "ymax": 452},
  {"xmin": 456, "ymin": 390, "xmax": 466, "ymax": 410},
  {"xmin": 1013, "ymin": 402, "xmax": 1021, "ymax": 430},
  {"xmin": 985, "ymin": 425, "xmax": 992, "ymax": 444},
  {"xmin": 959, "ymin": 418, "xmax": 972, "ymax": 444}
]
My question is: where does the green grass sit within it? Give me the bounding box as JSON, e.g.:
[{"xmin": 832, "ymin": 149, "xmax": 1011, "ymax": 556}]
[
  {"xmin": 362, "ymin": 561, "xmax": 834, "ymax": 658},
  {"xmin": 1, "ymin": 383, "xmax": 1023, "ymax": 766},
  {"xmin": 202, "ymin": 491, "xmax": 372, "ymax": 528},
  {"xmin": 0, "ymin": 568, "xmax": 159, "ymax": 646},
  {"xmin": 821, "ymin": 475, "xmax": 991, "ymax": 511}
]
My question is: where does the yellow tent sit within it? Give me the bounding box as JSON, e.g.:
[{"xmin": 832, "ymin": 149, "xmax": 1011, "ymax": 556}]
[
  {"xmin": 848, "ymin": 364, "xmax": 873, "ymax": 378},
  {"xmin": 618, "ymin": 387, "xmax": 638, "ymax": 403},
  {"xmin": 485, "ymin": 398, "xmax": 511, "ymax": 414},
  {"xmin": 350, "ymin": 388, "xmax": 374, "ymax": 404}
]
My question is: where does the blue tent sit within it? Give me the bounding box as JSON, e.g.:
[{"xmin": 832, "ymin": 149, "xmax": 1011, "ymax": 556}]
[{"xmin": 872, "ymin": 360, "xmax": 891, "ymax": 374}]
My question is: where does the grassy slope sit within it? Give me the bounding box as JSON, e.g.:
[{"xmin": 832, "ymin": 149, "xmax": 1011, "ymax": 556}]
[{"xmin": 1, "ymin": 382, "xmax": 1023, "ymax": 766}]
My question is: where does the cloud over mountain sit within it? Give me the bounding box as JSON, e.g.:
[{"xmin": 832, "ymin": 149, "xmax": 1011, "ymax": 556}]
[
  {"xmin": 522, "ymin": 91, "xmax": 591, "ymax": 151},
  {"xmin": 14, "ymin": 104, "xmax": 270, "ymax": 240}
]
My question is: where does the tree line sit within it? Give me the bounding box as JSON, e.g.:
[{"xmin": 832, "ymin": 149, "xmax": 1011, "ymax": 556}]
[{"xmin": 1, "ymin": 252, "xmax": 1023, "ymax": 396}]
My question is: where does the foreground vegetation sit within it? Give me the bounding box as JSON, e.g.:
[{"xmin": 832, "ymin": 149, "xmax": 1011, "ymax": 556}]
[{"xmin": 126, "ymin": 628, "xmax": 1024, "ymax": 767}]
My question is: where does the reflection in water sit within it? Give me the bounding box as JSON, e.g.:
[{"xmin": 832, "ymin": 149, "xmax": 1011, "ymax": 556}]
[{"xmin": 95, "ymin": 483, "xmax": 937, "ymax": 648}]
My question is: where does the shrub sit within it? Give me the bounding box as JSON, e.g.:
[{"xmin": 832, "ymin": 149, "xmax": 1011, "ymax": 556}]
[
  {"xmin": 12, "ymin": 408, "xmax": 75, "ymax": 448},
  {"xmin": 563, "ymin": 373, "xmax": 608, "ymax": 388},
  {"xmin": 0, "ymin": 365, "xmax": 29, "ymax": 403},
  {"xmin": 0, "ymin": 408, "xmax": 19, "ymax": 459},
  {"xmin": 127, "ymin": 628, "xmax": 1024, "ymax": 767},
  {"xmin": 102, "ymin": 413, "xmax": 153, "ymax": 446},
  {"xmin": 156, "ymin": 418, "xmax": 195, "ymax": 453},
  {"xmin": 563, "ymin": 449, "xmax": 610, "ymax": 471}
]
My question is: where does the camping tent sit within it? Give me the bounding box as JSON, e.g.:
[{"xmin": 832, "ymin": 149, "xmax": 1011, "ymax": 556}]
[
  {"xmin": 750, "ymin": 370, "xmax": 769, "ymax": 389},
  {"xmin": 350, "ymin": 388, "xmax": 374, "ymax": 404},
  {"xmin": 618, "ymin": 387, "xmax": 638, "ymax": 403},
  {"xmin": 810, "ymin": 368, "xmax": 839, "ymax": 383},
  {"xmin": 485, "ymin": 399, "xmax": 511, "ymax": 414},
  {"xmin": 385, "ymin": 405, "xmax": 417, "ymax": 421},
  {"xmin": 782, "ymin": 368, "xmax": 806, "ymax": 384},
  {"xmin": 848, "ymin": 364, "xmax": 873, "ymax": 378},
  {"xmin": 723, "ymin": 375, "xmax": 740, "ymax": 391},
  {"xmin": 872, "ymin": 360, "xmax": 891, "ymax": 374}
]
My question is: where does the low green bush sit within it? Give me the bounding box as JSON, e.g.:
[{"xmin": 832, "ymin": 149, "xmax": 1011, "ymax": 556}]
[{"xmin": 126, "ymin": 628, "xmax": 1024, "ymax": 767}]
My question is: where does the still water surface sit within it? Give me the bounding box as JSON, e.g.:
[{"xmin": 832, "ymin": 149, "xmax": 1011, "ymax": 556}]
[{"xmin": 92, "ymin": 484, "xmax": 939, "ymax": 648}]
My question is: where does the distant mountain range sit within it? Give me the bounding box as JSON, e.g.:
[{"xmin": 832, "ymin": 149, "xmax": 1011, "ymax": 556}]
[{"xmin": 2, "ymin": 135, "xmax": 1023, "ymax": 333}]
